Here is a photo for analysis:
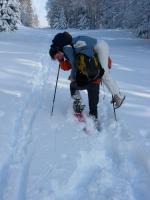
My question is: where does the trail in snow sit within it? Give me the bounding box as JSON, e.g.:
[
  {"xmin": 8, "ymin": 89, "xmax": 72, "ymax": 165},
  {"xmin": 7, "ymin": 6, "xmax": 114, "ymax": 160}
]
[
  {"xmin": 0, "ymin": 27, "xmax": 150, "ymax": 200},
  {"xmin": 0, "ymin": 28, "xmax": 51, "ymax": 200},
  {"xmin": 0, "ymin": 65, "xmax": 45, "ymax": 200}
]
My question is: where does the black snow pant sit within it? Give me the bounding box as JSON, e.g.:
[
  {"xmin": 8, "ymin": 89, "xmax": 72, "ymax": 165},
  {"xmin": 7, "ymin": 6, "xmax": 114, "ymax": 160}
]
[{"xmin": 70, "ymin": 81, "xmax": 100, "ymax": 118}]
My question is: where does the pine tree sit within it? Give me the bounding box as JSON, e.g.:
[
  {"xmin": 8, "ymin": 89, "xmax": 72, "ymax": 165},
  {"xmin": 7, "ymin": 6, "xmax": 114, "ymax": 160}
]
[
  {"xmin": 0, "ymin": 0, "xmax": 20, "ymax": 31},
  {"xmin": 32, "ymin": 12, "xmax": 39, "ymax": 27},
  {"xmin": 19, "ymin": 0, "xmax": 39, "ymax": 27},
  {"xmin": 135, "ymin": 1, "xmax": 150, "ymax": 39},
  {"xmin": 59, "ymin": 8, "xmax": 67, "ymax": 29},
  {"xmin": 77, "ymin": 8, "xmax": 88, "ymax": 30},
  {"xmin": 48, "ymin": 3, "xmax": 61, "ymax": 29},
  {"xmin": 46, "ymin": 0, "xmax": 150, "ymax": 39}
]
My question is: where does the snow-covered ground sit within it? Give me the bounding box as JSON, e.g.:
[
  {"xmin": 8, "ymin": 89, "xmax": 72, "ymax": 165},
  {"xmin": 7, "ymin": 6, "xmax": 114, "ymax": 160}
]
[{"xmin": 0, "ymin": 27, "xmax": 150, "ymax": 200}]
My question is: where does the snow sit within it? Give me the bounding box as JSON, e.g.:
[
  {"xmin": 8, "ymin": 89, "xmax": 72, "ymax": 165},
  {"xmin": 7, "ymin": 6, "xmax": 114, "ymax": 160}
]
[{"xmin": 0, "ymin": 27, "xmax": 150, "ymax": 200}]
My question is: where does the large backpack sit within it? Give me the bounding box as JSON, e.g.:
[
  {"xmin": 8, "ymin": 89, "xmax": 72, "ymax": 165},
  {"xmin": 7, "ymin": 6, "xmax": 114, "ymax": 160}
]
[{"xmin": 75, "ymin": 52, "xmax": 105, "ymax": 86}]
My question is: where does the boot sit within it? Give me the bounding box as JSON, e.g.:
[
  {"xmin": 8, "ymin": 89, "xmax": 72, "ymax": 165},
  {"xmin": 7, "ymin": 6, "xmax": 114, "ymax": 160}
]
[
  {"xmin": 111, "ymin": 94, "xmax": 125, "ymax": 109},
  {"xmin": 73, "ymin": 99, "xmax": 85, "ymax": 113},
  {"xmin": 89, "ymin": 114, "xmax": 101, "ymax": 132}
]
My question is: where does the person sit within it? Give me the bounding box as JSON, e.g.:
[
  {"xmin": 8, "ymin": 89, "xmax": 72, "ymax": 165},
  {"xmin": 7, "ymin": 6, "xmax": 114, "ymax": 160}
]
[{"xmin": 49, "ymin": 32, "xmax": 125, "ymax": 124}]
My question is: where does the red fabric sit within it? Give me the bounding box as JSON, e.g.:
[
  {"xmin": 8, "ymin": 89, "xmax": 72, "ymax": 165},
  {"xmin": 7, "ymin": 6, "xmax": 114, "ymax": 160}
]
[
  {"xmin": 108, "ymin": 56, "xmax": 112, "ymax": 69},
  {"xmin": 60, "ymin": 60, "xmax": 71, "ymax": 71},
  {"xmin": 91, "ymin": 78, "xmax": 102, "ymax": 85}
]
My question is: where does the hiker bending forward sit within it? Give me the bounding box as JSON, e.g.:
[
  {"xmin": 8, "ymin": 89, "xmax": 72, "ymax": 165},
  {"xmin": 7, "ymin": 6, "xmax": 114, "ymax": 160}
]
[{"xmin": 49, "ymin": 32, "xmax": 125, "ymax": 121}]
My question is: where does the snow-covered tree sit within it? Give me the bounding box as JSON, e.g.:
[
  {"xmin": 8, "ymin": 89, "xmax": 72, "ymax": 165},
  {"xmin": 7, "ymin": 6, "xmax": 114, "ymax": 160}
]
[
  {"xmin": 47, "ymin": 1, "xmax": 61, "ymax": 29},
  {"xmin": 46, "ymin": 0, "xmax": 150, "ymax": 39},
  {"xmin": 59, "ymin": 8, "xmax": 67, "ymax": 29},
  {"xmin": 121, "ymin": 0, "xmax": 150, "ymax": 39},
  {"xmin": 32, "ymin": 12, "xmax": 39, "ymax": 27},
  {"xmin": 0, "ymin": 0, "xmax": 20, "ymax": 31},
  {"xmin": 77, "ymin": 8, "xmax": 88, "ymax": 30},
  {"xmin": 19, "ymin": 0, "xmax": 39, "ymax": 27}
]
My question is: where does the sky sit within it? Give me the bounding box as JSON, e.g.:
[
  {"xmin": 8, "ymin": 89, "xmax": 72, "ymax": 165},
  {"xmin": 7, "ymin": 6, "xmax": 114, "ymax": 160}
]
[{"xmin": 32, "ymin": 0, "xmax": 48, "ymax": 27}]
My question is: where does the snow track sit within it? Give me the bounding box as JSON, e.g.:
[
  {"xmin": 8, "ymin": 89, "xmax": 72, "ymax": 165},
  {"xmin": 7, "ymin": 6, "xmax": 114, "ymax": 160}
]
[{"xmin": 0, "ymin": 54, "xmax": 48, "ymax": 200}]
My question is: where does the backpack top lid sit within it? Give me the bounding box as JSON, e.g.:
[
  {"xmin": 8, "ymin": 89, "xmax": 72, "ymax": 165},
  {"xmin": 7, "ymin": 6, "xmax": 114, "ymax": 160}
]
[{"xmin": 52, "ymin": 32, "xmax": 73, "ymax": 48}]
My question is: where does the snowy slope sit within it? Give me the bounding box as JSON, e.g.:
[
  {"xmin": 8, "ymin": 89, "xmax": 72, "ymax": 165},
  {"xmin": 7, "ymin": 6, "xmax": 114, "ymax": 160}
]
[{"xmin": 0, "ymin": 27, "xmax": 150, "ymax": 200}]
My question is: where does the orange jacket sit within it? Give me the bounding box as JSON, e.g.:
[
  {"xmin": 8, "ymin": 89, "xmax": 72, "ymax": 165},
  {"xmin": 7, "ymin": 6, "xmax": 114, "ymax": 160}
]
[{"xmin": 59, "ymin": 59, "xmax": 71, "ymax": 71}]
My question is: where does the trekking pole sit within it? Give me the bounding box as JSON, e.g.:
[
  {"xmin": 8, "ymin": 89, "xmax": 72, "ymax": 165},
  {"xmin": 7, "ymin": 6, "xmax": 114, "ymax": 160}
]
[
  {"xmin": 112, "ymin": 95, "xmax": 117, "ymax": 121},
  {"xmin": 51, "ymin": 65, "xmax": 61, "ymax": 116}
]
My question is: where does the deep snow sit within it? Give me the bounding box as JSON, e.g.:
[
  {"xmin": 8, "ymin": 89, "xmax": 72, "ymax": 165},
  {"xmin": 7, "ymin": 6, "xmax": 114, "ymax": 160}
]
[{"xmin": 0, "ymin": 27, "xmax": 150, "ymax": 200}]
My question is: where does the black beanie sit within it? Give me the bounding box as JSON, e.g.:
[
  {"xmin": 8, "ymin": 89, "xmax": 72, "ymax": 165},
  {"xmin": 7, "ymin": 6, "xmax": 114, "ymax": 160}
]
[
  {"xmin": 52, "ymin": 32, "xmax": 72, "ymax": 48},
  {"xmin": 49, "ymin": 32, "xmax": 72, "ymax": 59}
]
